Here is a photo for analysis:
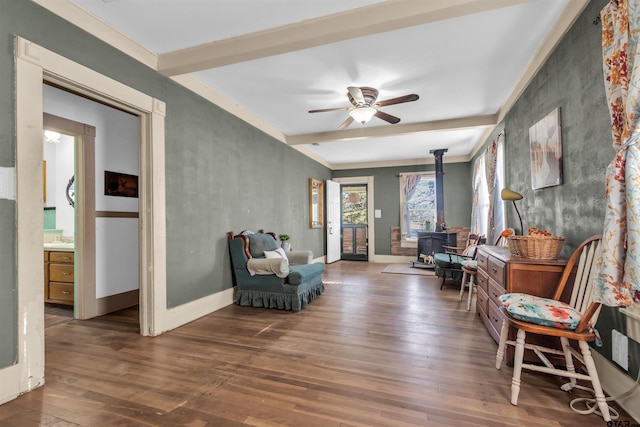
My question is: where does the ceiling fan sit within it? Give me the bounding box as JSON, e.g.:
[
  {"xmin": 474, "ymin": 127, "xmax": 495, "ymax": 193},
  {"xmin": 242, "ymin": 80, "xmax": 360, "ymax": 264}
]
[{"xmin": 308, "ymin": 86, "xmax": 419, "ymax": 130}]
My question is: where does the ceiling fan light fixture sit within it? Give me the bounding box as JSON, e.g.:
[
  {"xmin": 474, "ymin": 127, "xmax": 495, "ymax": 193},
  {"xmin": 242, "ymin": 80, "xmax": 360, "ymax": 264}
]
[{"xmin": 349, "ymin": 106, "xmax": 376, "ymax": 124}]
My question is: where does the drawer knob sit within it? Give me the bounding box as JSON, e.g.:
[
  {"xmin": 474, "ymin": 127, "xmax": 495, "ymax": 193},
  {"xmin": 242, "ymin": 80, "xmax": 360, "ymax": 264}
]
[
  {"xmin": 491, "ymin": 267, "xmax": 497, "ymax": 274},
  {"xmin": 493, "ymin": 292, "xmax": 499, "ymax": 298},
  {"xmin": 62, "ymin": 272, "xmax": 70, "ymax": 276},
  {"xmin": 62, "ymin": 291, "xmax": 71, "ymax": 295}
]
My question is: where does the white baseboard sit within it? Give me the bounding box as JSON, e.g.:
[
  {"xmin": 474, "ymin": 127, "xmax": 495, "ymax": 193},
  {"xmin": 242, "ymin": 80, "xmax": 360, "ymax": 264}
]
[
  {"xmin": 592, "ymin": 350, "xmax": 640, "ymax": 422},
  {"xmin": 154, "ymin": 287, "xmax": 234, "ymax": 335},
  {"xmin": 371, "ymin": 255, "xmax": 415, "ymax": 263}
]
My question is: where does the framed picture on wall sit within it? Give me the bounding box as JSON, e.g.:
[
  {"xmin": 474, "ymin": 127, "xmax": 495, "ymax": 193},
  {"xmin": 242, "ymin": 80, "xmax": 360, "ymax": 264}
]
[
  {"xmin": 529, "ymin": 107, "xmax": 563, "ymax": 190},
  {"xmin": 104, "ymin": 171, "xmax": 138, "ymax": 198}
]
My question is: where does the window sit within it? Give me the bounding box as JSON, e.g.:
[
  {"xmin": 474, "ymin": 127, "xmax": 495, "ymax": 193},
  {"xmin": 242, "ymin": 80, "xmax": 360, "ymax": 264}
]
[
  {"xmin": 472, "ymin": 134, "xmax": 506, "ymax": 244},
  {"xmin": 400, "ymin": 172, "xmax": 436, "ymax": 241}
]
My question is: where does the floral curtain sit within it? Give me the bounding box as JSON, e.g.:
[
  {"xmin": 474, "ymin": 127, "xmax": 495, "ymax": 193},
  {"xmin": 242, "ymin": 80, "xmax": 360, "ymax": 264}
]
[
  {"xmin": 400, "ymin": 174, "xmax": 421, "ymax": 238},
  {"xmin": 595, "ymin": 0, "xmax": 640, "ymax": 307},
  {"xmin": 484, "ymin": 138, "xmax": 498, "ymax": 242}
]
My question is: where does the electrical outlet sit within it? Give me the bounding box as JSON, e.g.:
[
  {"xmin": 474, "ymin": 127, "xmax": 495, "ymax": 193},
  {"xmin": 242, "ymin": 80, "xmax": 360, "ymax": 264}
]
[{"xmin": 612, "ymin": 329, "xmax": 629, "ymax": 371}]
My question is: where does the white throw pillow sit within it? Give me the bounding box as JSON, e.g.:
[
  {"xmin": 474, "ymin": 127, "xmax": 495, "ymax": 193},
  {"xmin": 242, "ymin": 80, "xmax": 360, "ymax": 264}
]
[{"xmin": 264, "ymin": 248, "xmax": 288, "ymax": 259}]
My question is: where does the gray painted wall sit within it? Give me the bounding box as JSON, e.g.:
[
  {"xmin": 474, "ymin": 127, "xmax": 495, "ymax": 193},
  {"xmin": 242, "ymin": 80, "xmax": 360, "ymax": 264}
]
[
  {"xmin": 333, "ymin": 162, "xmax": 472, "ymax": 255},
  {"xmin": 474, "ymin": 0, "xmax": 639, "ymax": 385},
  {"xmin": 0, "ymin": 0, "xmax": 330, "ymax": 368}
]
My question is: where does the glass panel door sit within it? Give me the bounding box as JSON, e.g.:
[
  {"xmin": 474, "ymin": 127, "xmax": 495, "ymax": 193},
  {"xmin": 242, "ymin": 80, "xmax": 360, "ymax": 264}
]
[{"xmin": 341, "ymin": 185, "xmax": 367, "ymax": 261}]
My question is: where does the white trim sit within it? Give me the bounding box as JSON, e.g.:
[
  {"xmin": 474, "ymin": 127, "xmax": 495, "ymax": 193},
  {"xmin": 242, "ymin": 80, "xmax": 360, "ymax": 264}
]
[
  {"xmin": 2, "ymin": 36, "xmax": 166, "ymax": 404},
  {"xmin": 332, "ymin": 176, "xmax": 375, "ymax": 260},
  {"xmin": 32, "ymin": 0, "xmax": 158, "ymax": 70},
  {"xmin": 373, "ymin": 255, "xmax": 415, "ymax": 264},
  {"xmin": 592, "ymin": 351, "xmax": 640, "ymax": 423},
  {"xmin": 170, "ymin": 75, "xmax": 287, "ymax": 144},
  {"xmin": 330, "ymin": 155, "xmax": 470, "ymax": 171},
  {"xmin": 153, "ymin": 288, "xmax": 235, "ymax": 335}
]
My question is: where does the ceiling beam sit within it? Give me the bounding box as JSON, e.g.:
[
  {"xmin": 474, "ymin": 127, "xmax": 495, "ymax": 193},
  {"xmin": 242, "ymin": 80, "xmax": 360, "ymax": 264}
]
[
  {"xmin": 286, "ymin": 114, "xmax": 498, "ymax": 145},
  {"xmin": 158, "ymin": 0, "xmax": 533, "ymax": 76}
]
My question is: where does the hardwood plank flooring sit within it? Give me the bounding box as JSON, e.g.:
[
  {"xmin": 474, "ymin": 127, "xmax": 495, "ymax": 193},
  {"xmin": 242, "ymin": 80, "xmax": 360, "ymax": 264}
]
[{"xmin": 1, "ymin": 261, "xmax": 634, "ymax": 426}]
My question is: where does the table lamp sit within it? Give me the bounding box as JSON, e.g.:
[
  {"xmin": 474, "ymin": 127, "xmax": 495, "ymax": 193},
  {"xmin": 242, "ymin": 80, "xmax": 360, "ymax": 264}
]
[{"xmin": 501, "ymin": 188, "xmax": 524, "ymax": 235}]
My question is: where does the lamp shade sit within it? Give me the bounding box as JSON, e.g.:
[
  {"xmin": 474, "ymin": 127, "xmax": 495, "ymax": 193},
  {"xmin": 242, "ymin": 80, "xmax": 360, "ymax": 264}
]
[
  {"xmin": 501, "ymin": 188, "xmax": 523, "ymax": 201},
  {"xmin": 349, "ymin": 106, "xmax": 376, "ymax": 124}
]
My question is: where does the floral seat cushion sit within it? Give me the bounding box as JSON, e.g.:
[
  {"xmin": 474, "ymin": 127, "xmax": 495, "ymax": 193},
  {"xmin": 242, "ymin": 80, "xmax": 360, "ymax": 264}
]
[{"xmin": 499, "ymin": 293, "xmax": 582, "ymax": 330}]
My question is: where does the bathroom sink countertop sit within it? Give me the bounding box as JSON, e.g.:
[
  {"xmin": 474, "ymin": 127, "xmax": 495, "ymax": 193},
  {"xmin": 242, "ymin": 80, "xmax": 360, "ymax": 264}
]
[{"xmin": 43, "ymin": 242, "xmax": 75, "ymax": 251}]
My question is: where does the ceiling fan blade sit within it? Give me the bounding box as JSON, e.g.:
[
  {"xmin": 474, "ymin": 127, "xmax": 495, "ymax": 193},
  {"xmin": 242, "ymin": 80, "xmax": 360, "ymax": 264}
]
[
  {"xmin": 338, "ymin": 116, "xmax": 354, "ymax": 130},
  {"xmin": 308, "ymin": 107, "xmax": 351, "ymax": 113},
  {"xmin": 347, "ymin": 86, "xmax": 365, "ymax": 106},
  {"xmin": 376, "ymin": 94, "xmax": 419, "ymax": 107},
  {"xmin": 374, "ymin": 110, "xmax": 401, "ymax": 124}
]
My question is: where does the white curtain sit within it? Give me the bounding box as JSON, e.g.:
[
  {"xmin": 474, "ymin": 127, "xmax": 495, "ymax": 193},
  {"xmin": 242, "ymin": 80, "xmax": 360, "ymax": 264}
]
[{"xmin": 400, "ymin": 174, "xmax": 421, "ymax": 238}]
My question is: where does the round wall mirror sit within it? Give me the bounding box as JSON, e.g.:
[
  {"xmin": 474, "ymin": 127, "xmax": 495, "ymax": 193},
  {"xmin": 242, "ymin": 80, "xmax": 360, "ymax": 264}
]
[{"xmin": 66, "ymin": 175, "xmax": 75, "ymax": 207}]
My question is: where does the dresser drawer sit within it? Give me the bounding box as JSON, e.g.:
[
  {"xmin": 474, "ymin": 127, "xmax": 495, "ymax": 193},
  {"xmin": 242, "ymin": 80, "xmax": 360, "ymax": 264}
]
[
  {"xmin": 49, "ymin": 282, "xmax": 74, "ymax": 302},
  {"xmin": 476, "ymin": 285, "xmax": 489, "ymax": 316},
  {"xmin": 487, "ymin": 256, "xmax": 505, "ymax": 284},
  {"xmin": 477, "ymin": 269, "xmax": 489, "ymax": 293},
  {"xmin": 488, "ymin": 277, "xmax": 505, "ymax": 308},
  {"xmin": 49, "ymin": 251, "xmax": 74, "ymax": 263},
  {"xmin": 49, "ymin": 264, "xmax": 74, "ymax": 282},
  {"xmin": 486, "ymin": 299, "xmax": 504, "ymax": 342},
  {"xmin": 477, "ymin": 251, "xmax": 488, "ymax": 272}
]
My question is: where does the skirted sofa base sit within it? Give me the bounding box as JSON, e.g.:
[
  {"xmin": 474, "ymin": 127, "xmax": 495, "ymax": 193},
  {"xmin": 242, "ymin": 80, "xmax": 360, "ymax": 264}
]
[
  {"xmin": 235, "ymin": 263, "xmax": 324, "ymax": 310},
  {"xmin": 228, "ymin": 230, "xmax": 325, "ymax": 311}
]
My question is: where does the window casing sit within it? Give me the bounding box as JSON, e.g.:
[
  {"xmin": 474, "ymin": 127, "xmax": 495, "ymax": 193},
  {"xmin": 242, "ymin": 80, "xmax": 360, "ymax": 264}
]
[{"xmin": 400, "ymin": 172, "xmax": 436, "ymax": 242}]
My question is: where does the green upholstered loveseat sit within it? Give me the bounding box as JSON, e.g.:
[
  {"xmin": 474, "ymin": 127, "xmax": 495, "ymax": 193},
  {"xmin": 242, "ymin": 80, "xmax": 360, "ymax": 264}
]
[{"xmin": 227, "ymin": 230, "xmax": 324, "ymax": 310}]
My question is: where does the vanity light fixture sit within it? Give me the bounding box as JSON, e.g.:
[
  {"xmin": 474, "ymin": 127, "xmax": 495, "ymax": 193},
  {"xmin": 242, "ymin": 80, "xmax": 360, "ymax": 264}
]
[{"xmin": 43, "ymin": 130, "xmax": 61, "ymax": 144}]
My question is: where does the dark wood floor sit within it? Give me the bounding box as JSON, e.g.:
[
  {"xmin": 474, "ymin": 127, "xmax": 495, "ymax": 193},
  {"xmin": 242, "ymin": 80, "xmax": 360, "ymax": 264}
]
[{"xmin": 0, "ymin": 261, "xmax": 631, "ymax": 426}]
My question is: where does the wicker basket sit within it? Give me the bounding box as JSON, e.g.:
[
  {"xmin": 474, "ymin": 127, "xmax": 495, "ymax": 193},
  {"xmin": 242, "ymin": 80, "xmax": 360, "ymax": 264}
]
[{"xmin": 507, "ymin": 236, "xmax": 565, "ymax": 259}]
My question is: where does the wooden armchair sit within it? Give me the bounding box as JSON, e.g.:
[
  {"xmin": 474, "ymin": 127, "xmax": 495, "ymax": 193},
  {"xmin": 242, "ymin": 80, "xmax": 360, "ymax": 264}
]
[
  {"xmin": 434, "ymin": 234, "xmax": 485, "ymax": 289},
  {"xmin": 495, "ymin": 235, "xmax": 612, "ymax": 422}
]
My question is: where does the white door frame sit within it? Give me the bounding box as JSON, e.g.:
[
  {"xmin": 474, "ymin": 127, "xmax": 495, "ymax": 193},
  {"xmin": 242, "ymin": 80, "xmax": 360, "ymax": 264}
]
[
  {"xmin": 43, "ymin": 113, "xmax": 97, "ymax": 320},
  {"xmin": 1, "ymin": 37, "xmax": 167, "ymax": 405},
  {"xmin": 325, "ymin": 179, "xmax": 341, "ymax": 263},
  {"xmin": 333, "ymin": 176, "xmax": 375, "ymax": 261}
]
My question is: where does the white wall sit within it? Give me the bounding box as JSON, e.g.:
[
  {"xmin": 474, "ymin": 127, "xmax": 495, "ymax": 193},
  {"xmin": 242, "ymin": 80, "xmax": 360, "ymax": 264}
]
[
  {"xmin": 43, "ymin": 133, "xmax": 74, "ymax": 235},
  {"xmin": 43, "ymin": 85, "xmax": 140, "ymax": 298}
]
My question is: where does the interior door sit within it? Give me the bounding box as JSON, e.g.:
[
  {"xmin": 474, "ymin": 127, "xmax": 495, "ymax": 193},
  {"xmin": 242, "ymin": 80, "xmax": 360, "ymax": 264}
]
[{"xmin": 326, "ymin": 179, "xmax": 341, "ymax": 263}]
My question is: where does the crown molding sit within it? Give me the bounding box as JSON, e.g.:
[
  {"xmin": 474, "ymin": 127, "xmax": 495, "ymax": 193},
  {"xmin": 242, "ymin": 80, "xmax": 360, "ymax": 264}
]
[
  {"xmin": 170, "ymin": 75, "xmax": 287, "ymax": 143},
  {"xmin": 33, "ymin": 0, "xmax": 158, "ymax": 70},
  {"xmin": 496, "ymin": 0, "xmax": 589, "ymax": 124}
]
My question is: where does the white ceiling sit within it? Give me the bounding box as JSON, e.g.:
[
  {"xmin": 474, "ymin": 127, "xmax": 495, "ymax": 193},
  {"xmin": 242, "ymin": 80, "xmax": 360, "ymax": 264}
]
[{"xmin": 39, "ymin": 0, "xmax": 588, "ymax": 169}]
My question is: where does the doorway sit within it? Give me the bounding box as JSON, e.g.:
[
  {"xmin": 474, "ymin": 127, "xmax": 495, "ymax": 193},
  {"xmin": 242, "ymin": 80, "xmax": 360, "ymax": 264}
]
[
  {"xmin": 341, "ymin": 184, "xmax": 368, "ymax": 261},
  {"xmin": 43, "ymin": 115, "xmax": 83, "ymax": 314}
]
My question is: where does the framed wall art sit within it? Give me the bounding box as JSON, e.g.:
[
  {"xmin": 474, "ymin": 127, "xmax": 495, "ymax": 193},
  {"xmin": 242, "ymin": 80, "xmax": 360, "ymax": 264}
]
[
  {"xmin": 104, "ymin": 171, "xmax": 138, "ymax": 198},
  {"xmin": 529, "ymin": 107, "xmax": 563, "ymax": 190}
]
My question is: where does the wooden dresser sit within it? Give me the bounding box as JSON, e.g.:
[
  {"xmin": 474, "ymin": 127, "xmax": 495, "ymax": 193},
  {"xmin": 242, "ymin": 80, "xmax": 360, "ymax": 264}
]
[
  {"xmin": 476, "ymin": 245, "xmax": 568, "ymax": 364},
  {"xmin": 44, "ymin": 250, "xmax": 74, "ymax": 306}
]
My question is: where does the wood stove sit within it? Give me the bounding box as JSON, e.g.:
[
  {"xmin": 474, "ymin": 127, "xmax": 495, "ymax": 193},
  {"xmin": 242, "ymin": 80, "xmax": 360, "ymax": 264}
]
[{"xmin": 412, "ymin": 232, "xmax": 457, "ymax": 268}]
